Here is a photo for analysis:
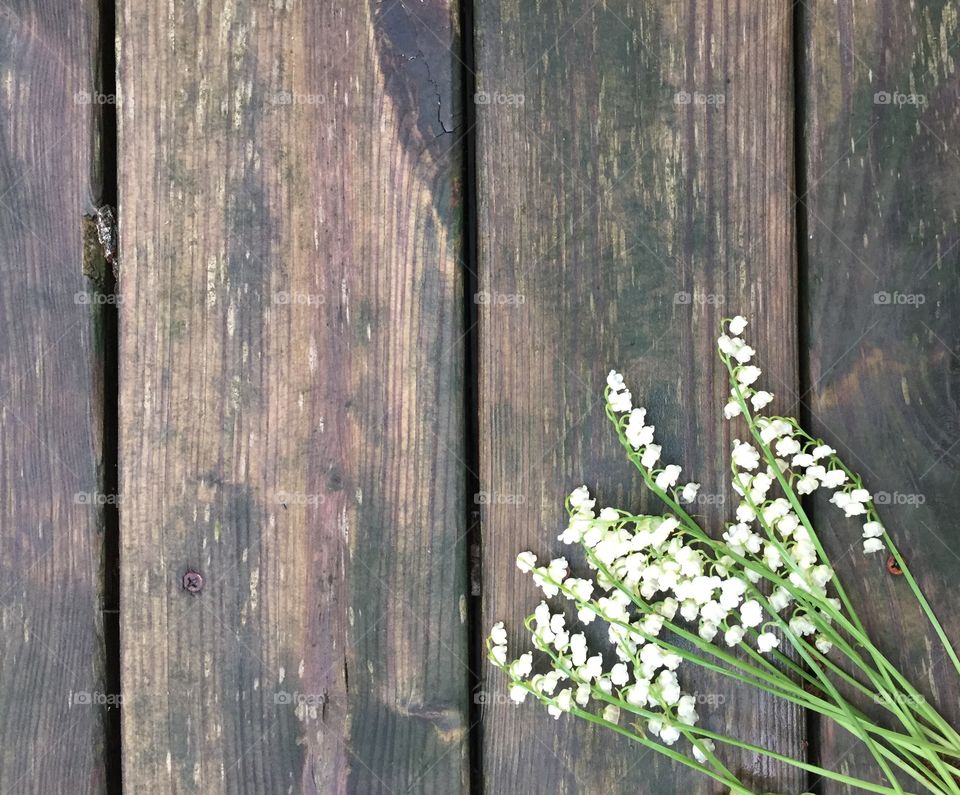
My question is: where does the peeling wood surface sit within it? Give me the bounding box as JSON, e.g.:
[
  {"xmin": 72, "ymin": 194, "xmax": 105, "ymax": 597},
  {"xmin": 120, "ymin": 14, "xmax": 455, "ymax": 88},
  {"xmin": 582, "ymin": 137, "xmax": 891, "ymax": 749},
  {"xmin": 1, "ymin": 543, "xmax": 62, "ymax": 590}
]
[
  {"xmin": 474, "ymin": 2, "xmax": 805, "ymax": 792},
  {"xmin": 117, "ymin": 1, "xmax": 469, "ymax": 791},
  {"xmin": 0, "ymin": 0, "xmax": 108, "ymax": 790},
  {"xmin": 801, "ymin": 1, "xmax": 960, "ymax": 791}
]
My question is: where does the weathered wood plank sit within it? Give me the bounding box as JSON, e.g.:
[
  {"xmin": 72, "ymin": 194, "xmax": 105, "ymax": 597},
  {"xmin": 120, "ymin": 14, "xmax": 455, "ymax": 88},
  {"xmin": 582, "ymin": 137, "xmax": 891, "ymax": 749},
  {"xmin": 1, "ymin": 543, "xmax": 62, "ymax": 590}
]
[
  {"xmin": 117, "ymin": 1, "xmax": 470, "ymax": 791},
  {"xmin": 0, "ymin": 0, "xmax": 109, "ymax": 790},
  {"xmin": 476, "ymin": 2, "xmax": 804, "ymax": 792},
  {"xmin": 801, "ymin": 1, "xmax": 960, "ymax": 790}
]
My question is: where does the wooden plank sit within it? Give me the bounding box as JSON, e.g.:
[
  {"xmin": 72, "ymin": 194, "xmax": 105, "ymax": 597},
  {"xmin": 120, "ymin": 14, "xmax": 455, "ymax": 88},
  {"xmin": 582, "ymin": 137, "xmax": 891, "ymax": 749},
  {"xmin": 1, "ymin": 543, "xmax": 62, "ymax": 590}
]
[
  {"xmin": 476, "ymin": 2, "xmax": 805, "ymax": 792},
  {"xmin": 117, "ymin": 1, "xmax": 470, "ymax": 791},
  {"xmin": 0, "ymin": 0, "xmax": 110, "ymax": 791},
  {"xmin": 801, "ymin": 1, "xmax": 960, "ymax": 790}
]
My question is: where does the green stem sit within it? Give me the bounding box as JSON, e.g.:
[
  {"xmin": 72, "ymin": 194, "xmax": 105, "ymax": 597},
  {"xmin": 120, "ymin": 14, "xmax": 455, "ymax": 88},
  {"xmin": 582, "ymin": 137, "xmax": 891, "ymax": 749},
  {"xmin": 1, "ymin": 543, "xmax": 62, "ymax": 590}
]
[
  {"xmin": 512, "ymin": 680, "xmax": 750, "ymax": 792},
  {"xmin": 546, "ymin": 564, "xmax": 958, "ymax": 766},
  {"xmin": 726, "ymin": 465, "xmax": 955, "ymax": 789},
  {"xmin": 819, "ymin": 448, "xmax": 960, "ymax": 684},
  {"xmin": 610, "ymin": 411, "xmax": 908, "ymax": 793},
  {"xmin": 721, "ymin": 368, "xmax": 960, "ymax": 789}
]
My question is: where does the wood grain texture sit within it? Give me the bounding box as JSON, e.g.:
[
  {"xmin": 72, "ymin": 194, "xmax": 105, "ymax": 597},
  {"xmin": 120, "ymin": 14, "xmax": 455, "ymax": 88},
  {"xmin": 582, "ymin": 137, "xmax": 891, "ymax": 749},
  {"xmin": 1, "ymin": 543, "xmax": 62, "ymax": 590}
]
[
  {"xmin": 117, "ymin": 1, "xmax": 470, "ymax": 791},
  {"xmin": 475, "ymin": 1, "xmax": 805, "ymax": 792},
  {"xmin": 0, "ymin": 0, "xmax": 109, "ymax": 791},
  {"xmin": 801, "ymin": 1, "xmax": 960, "ymax": 791}
]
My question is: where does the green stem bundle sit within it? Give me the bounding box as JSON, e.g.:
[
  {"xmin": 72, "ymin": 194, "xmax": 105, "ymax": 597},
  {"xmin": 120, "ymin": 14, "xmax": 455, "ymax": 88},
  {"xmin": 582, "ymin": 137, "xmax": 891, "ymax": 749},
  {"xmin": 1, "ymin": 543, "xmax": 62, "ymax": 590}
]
[{"xmin": 488, "ymin": 316, "xmax": 959, "ymax": 794}]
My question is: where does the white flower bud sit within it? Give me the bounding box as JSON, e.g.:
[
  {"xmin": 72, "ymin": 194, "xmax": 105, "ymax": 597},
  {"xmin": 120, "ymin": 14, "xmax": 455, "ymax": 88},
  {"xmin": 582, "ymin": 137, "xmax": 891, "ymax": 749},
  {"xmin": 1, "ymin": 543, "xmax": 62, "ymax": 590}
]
[
  {"xmin": 640, "ymin": 444, "xmax": 662, "ymax": 469},
  {"xmin": 811, "ymin": 444, "xmax": 836, "ymax": 460},
  {"xmin": 731, "ymin": 441, "xmax": 760, "ymax": 470},
  {"xmin": 733, "ymin": 344, "xmax": 756, "ymax": 364},
  {"xmin": 692, "ymin": 738, "xmax": 716, "ymax": 763},
  {"xmin": 676, "ymin": 694, "xmax": 699, "ymax": 725},
  {"xmin": 657, "ymin": 670, "xmax": 682, "ymax": 704},
  {"xmin": 574, "ymin": 683, "xmax": 591, "ymax": 707},
  {"xmin": 655, "ymin": 464, "xmax": 682, "ymax": 490},
  {"xmin": 768, "ymin": 587, "xmax": 793, "ymax": 612},
  {"xmin": 717, "ymin": 335, "xmax": 737, "ymax": 355},
  {"xmin": 490, "ymin": 622, "xmax": 508, "ymax": 646},
  {"xmin": 724, "ymin": 625, "xmax": 745, "ymax": 646},
  {"xmin": 791, "ymin": 452, "xmax": 815, "ymax": 468},
  {"xmin": 698, "ymin": 621, "xmax": 718, "ymax": 641},
  {"xmin": 739, "ymin": 600, "xmax": 763, "ymax": 628},
  {"xmin": 626, "ymin": 680, "xmax": 650, "ymax": 707},
  {"xmin": 863, "ymin": 538, "xmax": 884, "ymax": 554},
  {"xmin": 789, "ymin": 614, "xmax": 817, "ymax": 636},
  {"xmin": 610, "ymin": 663, "xmax": 629, "ymax": 686},
  {"xmin": 606, "ymin": 371, "xmax": 626, "ymax": 391},
  {"xmin": 516, "ymin": 551, "xmax": 537, "ymax": 572},
  {"xmin": 511, "ymin": 653, "xmax": 533, "ymax": 678},
  {"xmin": 775, "ymin": 436, "xmax": 801, "ymax": 457},
  {"xmin": 736, "ymin": 366, "xmax": 762, "ymax": 386},
  {"xmin": 608, "ymin": 388, "xmax": 632, "ymax": 413},
  {"xmin": 728, "ymin": 316, "xmax": 748, "ymax": 335},
  {"xmin": 509, "ymin": 684, "xmax": 528, "ymax": 703},
  {"xmin": 820, "ymin": 469, "xmax": 848, "ymax": 488},
  {"xmin": 660, "ymin": 725, "xmax": 681, "ymax": 745},
  {"xmin": 756, "ymin": 632, "xmax": 780, "ymax": 653},
  {"xmin": 569, "ymin": 485, "xmax": 595, "ymax": 511}
]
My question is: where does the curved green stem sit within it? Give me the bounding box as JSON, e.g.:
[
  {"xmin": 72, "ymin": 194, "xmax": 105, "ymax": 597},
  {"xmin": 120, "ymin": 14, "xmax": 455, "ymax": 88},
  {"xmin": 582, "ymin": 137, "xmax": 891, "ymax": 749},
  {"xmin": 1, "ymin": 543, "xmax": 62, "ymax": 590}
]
[
  {"xmin": 719, "ymin": 367, "xmax": 960, "ymax": 792},
  {"xmin": 610, "ymin": 412, "xmax": 907, "ymax": 792}
]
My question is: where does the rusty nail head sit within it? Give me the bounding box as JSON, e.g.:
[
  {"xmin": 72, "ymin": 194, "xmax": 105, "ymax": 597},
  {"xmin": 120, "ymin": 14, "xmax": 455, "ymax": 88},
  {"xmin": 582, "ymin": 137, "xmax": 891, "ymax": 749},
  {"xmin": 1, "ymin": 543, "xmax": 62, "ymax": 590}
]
[
  {"xmin": 183, "ymin": 570, "xmax": 204, "ymax": 592},
  {"xmin": 886, "ymin": 555, "xmax": 903, "ymax": 576}
]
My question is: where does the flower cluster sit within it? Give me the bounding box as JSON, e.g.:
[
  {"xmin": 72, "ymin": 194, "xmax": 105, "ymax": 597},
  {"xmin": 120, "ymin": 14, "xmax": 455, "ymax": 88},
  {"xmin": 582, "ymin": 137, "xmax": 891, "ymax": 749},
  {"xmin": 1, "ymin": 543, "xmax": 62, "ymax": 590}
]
[
  {"xmin": 493, "ymin": 511, "xmax": 706, "ymax": 750},
  {"xmin": 489, "ymin": 316, "xmax": 958, "ymax": 794},
  {"xmin": 718, "ymin": 317, "xmax": 888, "ymax": 557}
]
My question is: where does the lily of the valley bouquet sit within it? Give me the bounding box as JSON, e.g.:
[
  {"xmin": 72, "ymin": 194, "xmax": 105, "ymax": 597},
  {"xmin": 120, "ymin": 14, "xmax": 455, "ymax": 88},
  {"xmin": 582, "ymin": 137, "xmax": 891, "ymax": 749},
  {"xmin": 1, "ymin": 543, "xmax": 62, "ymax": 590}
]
[{"xmin": 489, "ymin": 316, "xmax": 960, "ymax": 794}]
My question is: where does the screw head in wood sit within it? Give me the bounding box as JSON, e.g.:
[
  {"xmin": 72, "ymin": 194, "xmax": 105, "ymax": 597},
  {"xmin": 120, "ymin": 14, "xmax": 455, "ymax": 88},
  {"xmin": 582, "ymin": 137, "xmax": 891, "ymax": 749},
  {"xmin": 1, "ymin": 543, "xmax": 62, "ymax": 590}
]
[
  {"xmin": 886, "ymin": 555, "xmax": 903, "ymax": 576},
  {"xmin": 182, "ymin": 570, "xmax": 204, "ymax": 593}
]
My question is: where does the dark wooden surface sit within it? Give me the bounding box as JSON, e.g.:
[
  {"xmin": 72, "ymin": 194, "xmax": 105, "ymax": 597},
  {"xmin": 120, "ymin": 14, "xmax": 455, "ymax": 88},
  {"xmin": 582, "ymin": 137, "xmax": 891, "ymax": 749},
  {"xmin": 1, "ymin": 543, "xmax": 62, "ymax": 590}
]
[
  {"xmin": 474, "ymin": 2, "xmax": 805, "ymax": 792},
  {"xmin": 117, "ymin": 1, "xmax": 469, "ymax": 792},
  {"xmin": 0, "ymin": 0, "xmax": 109, "ymax": 791},
  {"xmin": 801, "ymin": 1, "xmax": 960, "ymax": 791},
  {"xmin": 0, "ymin": 0, "xmax": 957, "ymax": 791}
]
